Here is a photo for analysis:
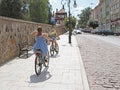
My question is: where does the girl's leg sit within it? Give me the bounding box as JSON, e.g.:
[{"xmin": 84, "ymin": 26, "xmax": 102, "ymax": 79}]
[{"xmin": 41, "ymin": 55, "xmax": 44, "ymax": 61}]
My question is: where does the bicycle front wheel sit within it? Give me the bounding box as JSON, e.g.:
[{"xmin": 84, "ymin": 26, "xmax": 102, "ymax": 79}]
[
  {"xmin": 44, "ymin": 52, "xmax": 50, "ymax": 67},
  {"xmin": 55, "ymin": 45, "xmax": 59, "ymax": 54},
  {"xmin": 35, "ymin": 56, "xmax": 42, "ymax": 75}
]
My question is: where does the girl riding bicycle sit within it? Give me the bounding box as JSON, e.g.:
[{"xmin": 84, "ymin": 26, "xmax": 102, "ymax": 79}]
[
  {"xmin": 31, "ymin": 26, "xmax": 51, "ymax": 61},
  {"xmin": 49, "ymin": 29, "xmax": 60, "ymax": 47}
]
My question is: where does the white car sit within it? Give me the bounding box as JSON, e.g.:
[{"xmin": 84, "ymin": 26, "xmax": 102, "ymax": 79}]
[{"xmin": 73, "ymin": 29, "xmax": 82, "ymax": 34}]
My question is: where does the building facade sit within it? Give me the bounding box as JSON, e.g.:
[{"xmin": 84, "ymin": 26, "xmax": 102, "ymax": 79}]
[
  {"xmin": 110, "ymin": 0, "xmax": 120, "ymax": 32},
  {"xmin": 100, "ymin": 0, "xmax": 106, "ymax": 30},
  {"xmin": 91, "ymin": 0, "xmax": 120, "ymax": 32},
  {"xmin": 90, "ymin": 5, "xmax": 99, "ymax": 21},
  {"xmin": 105, "ymin": 0, "xmax": 110, "ymax": 30}
]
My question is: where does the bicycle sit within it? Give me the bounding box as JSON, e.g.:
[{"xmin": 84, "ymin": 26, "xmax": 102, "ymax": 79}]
[
  {"xmin": 50, "ymin": 40, "xmax": 59, "ymax": 56},
  {"xmin": 35, "ymin": 49, "xmax": 49, "ymax": 75}
]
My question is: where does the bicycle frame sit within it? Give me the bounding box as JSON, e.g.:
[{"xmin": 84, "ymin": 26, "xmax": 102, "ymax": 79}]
[
  {"xmin": 35, "ymin": 49, "xmax": 49, "ymax": 75},
  {"xmin": 50, "ymin": 39, "xmax": 59, "ymax": 56},
  {"xmin": 35, "ymin": 50, "xmax": 41, "ymax": 56}
]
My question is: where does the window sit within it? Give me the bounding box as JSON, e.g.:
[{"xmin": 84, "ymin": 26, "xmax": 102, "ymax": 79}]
[{"xmin": 57, "ymin": 15, "xmax": 64, "ymax": 18}]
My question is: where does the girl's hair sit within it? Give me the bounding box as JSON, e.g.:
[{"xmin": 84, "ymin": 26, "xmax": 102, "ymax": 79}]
[{"xmin": 37, "ymin": 26, "xmax": 42, "ymax": 33}]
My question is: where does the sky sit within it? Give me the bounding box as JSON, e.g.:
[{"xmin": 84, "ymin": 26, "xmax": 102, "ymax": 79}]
[{"xmin": 49, "ymin": 0, "xmax": 99, "ymax": 19}]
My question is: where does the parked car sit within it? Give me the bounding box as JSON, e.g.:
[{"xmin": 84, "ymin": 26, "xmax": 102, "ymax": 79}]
[
  {"xmin": 91, "ymin": 30, "xmax": 100, "ymax": 34},
  {"xmin": 91, "ymin": 29, "xmax": 120, "ymax": 36},
  {"xmin": 101, "ymin": 30, "xmax": 114, "ymax": 35},
  {"xmin": 113, "ymin": 31, "xmax": 120, "ymax": 36},
  {"xmin": 73, "ymin": 29, "xmax": 82, "ymax": 34},
  {"xmin": 81, "ymin": 29, "xmax": 91, "ymax": 33}
]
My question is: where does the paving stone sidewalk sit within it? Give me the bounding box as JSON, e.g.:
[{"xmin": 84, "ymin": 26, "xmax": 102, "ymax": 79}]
[{"xmin": 0, "ymin": 34, "xmax": 89, "ymax": 90}]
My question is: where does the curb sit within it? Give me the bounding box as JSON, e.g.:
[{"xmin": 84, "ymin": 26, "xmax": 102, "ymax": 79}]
[{"xmin": 75, "ymin": 36, "xmax": 90, "ymax": 90}]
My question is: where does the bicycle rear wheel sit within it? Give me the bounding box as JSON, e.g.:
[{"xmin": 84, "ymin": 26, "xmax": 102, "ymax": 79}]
[
  {"xmin": 50, "ymin": 45, "xmax": 54, "ymax": 56},
  {"xmin": 35, "ymin": 56, "xmax": 42, "ymax": 75}
]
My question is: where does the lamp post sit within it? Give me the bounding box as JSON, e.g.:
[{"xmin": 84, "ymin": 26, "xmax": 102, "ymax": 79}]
[
  {"xmin": 61, "ymin": 0, "xmax": 77, "ymax": 43},
  {"xmin": 68, "ymin": 0, "xmax": 71, "ymax": 43},
  {"xmin": 68, "ymin": 0, "xmax": 77, "ymax": 43}
]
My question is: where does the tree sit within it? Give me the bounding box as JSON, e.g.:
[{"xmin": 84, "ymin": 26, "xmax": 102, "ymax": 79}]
[
  {"xmin": 78, "ymin": 7, "xmax": 92, "ymax": 28},
  {"xmin": 88, "ymin": 19, "xmax": 99, "ymax": 29},
  {"xmin": 30, "ymin": 0, "xmax": 50, "ymax": 23},
  {"xmin": 0, "ymin": 0, "xmax": 23, "ymax": 19},
  {"xmin": 0, "ymin": 0, "xmax": 52, "ymax": 23},
  {"xmin": 64, "ymin": 16, "xmax": 76, "ymax": 30},
  {"xmin": 48, "ymin": 3, "xmax": 53, "ymax": 24}
]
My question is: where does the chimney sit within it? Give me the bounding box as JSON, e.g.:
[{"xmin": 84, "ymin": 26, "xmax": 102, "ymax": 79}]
[
  {"xmin": 56, "ymin": 9, "xmax": 58, "ymax": 12},
  {"xmin": 62, "ymin": 5, "xmax": 64, "ymax": 9}
]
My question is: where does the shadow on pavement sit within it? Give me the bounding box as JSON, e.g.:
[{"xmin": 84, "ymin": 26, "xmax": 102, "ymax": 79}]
[
  {"xmin": 61, "ymin": 44, "xmax": 67, "ymax": 46},
  {"xmin": 30, "ymin": 67, "xmax": 52, "ymax": 83},
  {"xmin": 19, "ymin": 53, "xmax": 34, "ymax": 59},
  {"xmin": 50, "ymin": 54, "xmax": 60, "ymax": 58}
]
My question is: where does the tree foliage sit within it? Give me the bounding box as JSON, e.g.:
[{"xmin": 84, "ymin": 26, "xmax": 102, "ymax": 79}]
[
  {"xmin": 88, "ymin": 19, "xmax": 99, "ymax": 29},
  {"xmin": 64, "ymin": 16, "xmax": 76, "ymax": 29},
  {"xmin": 0, "ymin": 0, "xmax": 23, "ymax": 19},
  {"xmin": 0, "ymin": 0, "xmax": 52, "ymax": 24},
  {"xmin": 30, "ymin": 0, "xmax": 50, "ymax": 23},
  {"xmin": 77, "ymin": 7, "xmax": 91, "ymax": 28}
]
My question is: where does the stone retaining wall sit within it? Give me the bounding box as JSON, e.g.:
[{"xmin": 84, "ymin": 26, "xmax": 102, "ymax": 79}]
[{"xmin": 0, "ymin": 16, "xmax": 66, "ymax": 65}]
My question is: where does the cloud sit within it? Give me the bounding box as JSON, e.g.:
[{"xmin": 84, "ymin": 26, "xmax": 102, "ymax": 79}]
[
  {"xmin": 72, "ymin": 7, "xmax": 84, "ymax": 18},
  {"xmin": 49, "ymin": 0, "xmax": 60, "ymax": 10},
  {"xmin": 49, "ymin": 0, "xmax": 57, "ymax": 4},
  {"xmin": 74, "ymin": 7, "xmax": 84, "ymax": 12}
]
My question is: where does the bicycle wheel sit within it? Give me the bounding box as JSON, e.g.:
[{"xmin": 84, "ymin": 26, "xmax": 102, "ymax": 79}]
[
  {"xmin": 35, "ymin": 56, "xmax": 42, "ymax": 75},
  {"xmin": 50, "ymin": 45, "xmax": 54, "ymax": 56},
  {"xmin": 55, "ymin": 45, "xmax": 59, "ymax": 54},
  {"xmin": 44, "ymin": 52, "xmax": 50, "ymax": 67}
]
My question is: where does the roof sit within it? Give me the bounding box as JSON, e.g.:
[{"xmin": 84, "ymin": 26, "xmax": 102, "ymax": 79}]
[{"xmin": 56, "ymin": 9, "xmax": 67, "ymax": 14}]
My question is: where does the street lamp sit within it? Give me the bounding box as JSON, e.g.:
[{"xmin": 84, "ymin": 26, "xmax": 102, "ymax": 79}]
[
  {"xmin": 73, "ymin": 0, "xmax": 77, "ymax": 8},
  {"xmin": 61, "ymin": 0, "xmax": 77, "ymax": 43},
  {"xmin": 68, "ymin": 0, "xmax": 77, "ymax": 43}
]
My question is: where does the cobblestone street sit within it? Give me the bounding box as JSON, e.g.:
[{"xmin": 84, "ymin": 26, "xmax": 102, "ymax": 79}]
[{"xmin": 76, "ymin": 34, "xmax": 120, "ymax": 90}]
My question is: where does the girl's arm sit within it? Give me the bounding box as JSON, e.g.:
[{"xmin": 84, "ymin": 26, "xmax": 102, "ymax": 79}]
[
  {"xmin": 43, "ymin": 33, "xmax": 52, "ymax": 41},
  {"xmin": 56, "ymin": 33, "xmax": 60, "ymax": 40},
  {"xmin": 31, "ymin": 30, "xmax": 37, "ymax": 37}
]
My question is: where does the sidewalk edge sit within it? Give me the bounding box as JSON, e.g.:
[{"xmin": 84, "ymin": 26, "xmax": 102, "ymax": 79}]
[{"xmin": 75, "ymin": 37, "xmax": 90, "ymax": 90}]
